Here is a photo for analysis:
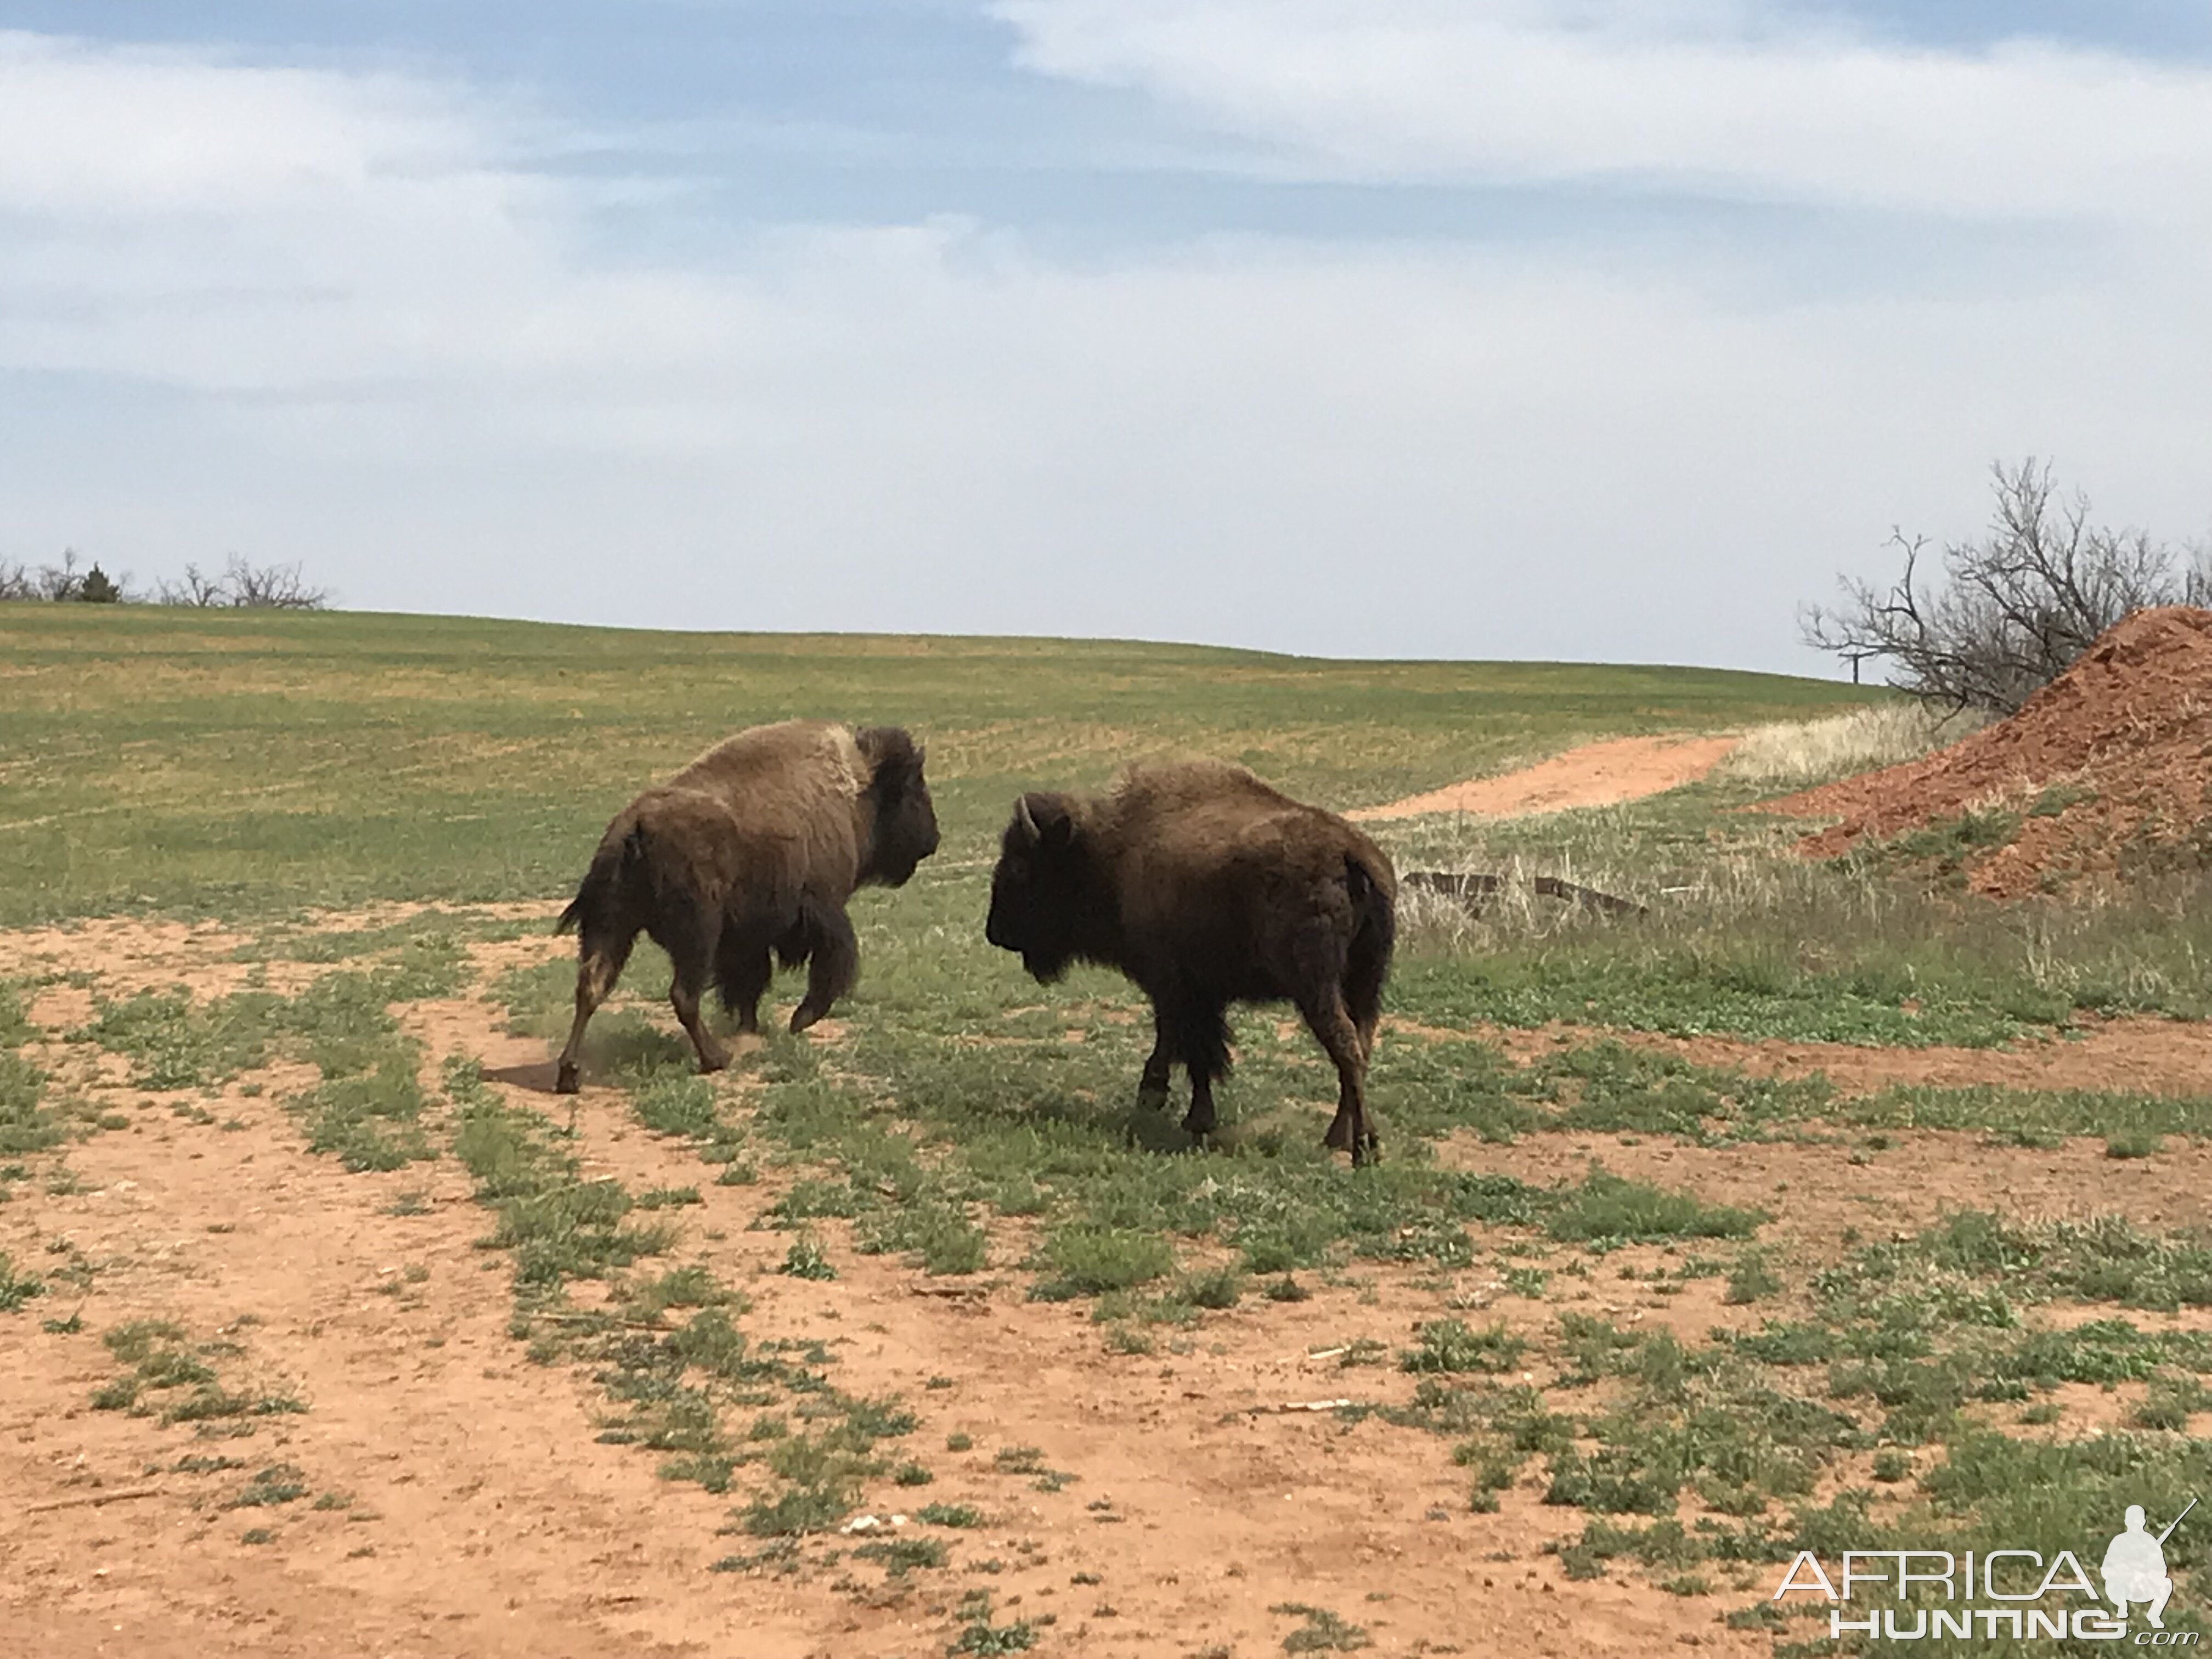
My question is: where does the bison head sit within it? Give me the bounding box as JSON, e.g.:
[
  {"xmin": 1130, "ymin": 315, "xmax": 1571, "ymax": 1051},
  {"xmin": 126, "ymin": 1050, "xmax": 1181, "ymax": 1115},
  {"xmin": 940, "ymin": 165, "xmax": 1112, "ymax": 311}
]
[
  {"xmin": 855, "ymin": 725, "xmax": 940, "ymax": 887},
  {"xmin": 985, "ymin": 791, "xmax": 1086, "ymax": 981}
]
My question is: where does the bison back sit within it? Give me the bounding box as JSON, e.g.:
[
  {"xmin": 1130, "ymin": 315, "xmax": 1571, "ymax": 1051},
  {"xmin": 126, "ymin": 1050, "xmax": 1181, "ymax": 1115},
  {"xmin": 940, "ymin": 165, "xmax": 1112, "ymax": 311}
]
[{"xmin": 1113, "ymin": 797, "xmax": 1390, "ymax": 1001}]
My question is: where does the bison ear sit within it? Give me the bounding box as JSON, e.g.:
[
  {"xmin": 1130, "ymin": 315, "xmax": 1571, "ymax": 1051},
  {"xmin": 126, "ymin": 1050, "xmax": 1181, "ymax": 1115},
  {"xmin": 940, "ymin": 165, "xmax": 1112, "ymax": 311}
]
[
  {"xmin": 1014, "ymin": 792, "xmax": 1074, "ymax": 851},
  {"xmin": 855, "ymin": 726, "xmax": 924, "ymax": 792}
]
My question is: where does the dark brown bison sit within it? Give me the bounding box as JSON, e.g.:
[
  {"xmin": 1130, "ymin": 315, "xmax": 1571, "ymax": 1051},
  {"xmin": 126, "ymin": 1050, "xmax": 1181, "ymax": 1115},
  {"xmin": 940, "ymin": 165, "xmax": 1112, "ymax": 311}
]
[
  {"xmin": 984, "ymin": 760, "xmax": 1396, "ymax": 1163},
  {"xmin": 554, "ymin": 719, "xmax": 939, "ymax": 1093}
]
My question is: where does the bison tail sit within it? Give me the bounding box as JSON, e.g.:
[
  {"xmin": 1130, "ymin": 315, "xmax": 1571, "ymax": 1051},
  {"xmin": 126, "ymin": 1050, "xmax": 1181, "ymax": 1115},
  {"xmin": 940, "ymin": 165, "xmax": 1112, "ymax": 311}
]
[
  {"xmin": 557, "ymin": 823, "xmax": 650, "ymax": 938},
  {"xmin": 1343, "ymin": 852, "xmax": 1396, "ymax": 1030}
]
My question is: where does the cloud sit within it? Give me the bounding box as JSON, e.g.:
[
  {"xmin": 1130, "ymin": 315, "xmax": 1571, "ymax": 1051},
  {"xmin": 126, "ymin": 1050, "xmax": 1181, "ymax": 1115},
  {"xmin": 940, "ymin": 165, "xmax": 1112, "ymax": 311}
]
[
  {"xmin": 0, "ymin": 31, "xmax": 506, "ymax": 216},
  {"xmin": 991, "ymin": 1, "xmax": 2212, "ymax": 223},
  {"xmin": 0, "ymin": 25, "xmax": 2205, "ymax": 675}
]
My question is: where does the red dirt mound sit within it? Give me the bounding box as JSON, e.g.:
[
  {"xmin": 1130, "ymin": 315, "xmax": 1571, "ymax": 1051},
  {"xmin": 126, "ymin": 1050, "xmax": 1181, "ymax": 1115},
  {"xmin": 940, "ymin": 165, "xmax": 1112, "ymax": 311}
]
[{"xmin": 1771, "ymin": 606, "xmax": 2212, "ymax": 896}]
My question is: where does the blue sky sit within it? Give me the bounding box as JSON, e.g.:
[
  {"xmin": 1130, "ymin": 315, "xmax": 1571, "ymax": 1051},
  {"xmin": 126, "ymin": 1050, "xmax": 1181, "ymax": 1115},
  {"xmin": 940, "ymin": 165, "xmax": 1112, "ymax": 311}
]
[{"xmin": 3, "ymin": 3, "xmax": 2208, "ymax": 672}]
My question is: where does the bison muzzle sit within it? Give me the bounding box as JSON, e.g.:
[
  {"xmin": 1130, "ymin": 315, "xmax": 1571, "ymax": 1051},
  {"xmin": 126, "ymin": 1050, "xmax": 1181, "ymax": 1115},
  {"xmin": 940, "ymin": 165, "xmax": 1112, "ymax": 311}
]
[
  {"xmin": 984, "ymin": 760, "xmax": 1396, "ymax": 1163},
  {"xmin": 554, "ymin": 719, "xmax": 939, "ymax": 1092}
]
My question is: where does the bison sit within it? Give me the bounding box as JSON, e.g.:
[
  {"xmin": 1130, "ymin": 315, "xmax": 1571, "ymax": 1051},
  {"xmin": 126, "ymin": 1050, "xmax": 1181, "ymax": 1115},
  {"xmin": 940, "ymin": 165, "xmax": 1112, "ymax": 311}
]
[
  {"xmin": 554, "ymin": 719, "xmax": 939, "ymax": 1093},
  {"xmin": 984, "ymin": 760, "xmax": 1396, "ymax": 1163}
]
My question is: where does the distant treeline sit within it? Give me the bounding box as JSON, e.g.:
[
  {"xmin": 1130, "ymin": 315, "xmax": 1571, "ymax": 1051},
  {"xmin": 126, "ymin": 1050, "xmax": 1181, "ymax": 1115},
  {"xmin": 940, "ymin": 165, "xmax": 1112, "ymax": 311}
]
[{"xmin": 0, "ymin": 550, "xmax": 329, "ymax": 610}]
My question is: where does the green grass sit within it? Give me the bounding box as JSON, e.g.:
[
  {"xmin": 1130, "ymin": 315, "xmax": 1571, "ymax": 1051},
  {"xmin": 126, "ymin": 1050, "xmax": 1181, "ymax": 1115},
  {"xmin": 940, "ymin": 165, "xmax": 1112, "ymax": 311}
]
[
  {"xmin": 441, "ymin": 1058, "xmax": 924, "ymax": 1540},
  {"xmin": 227, "ymin": 1463, "xmax": 310, "ymax": 1509},
  {"xmin": 88, "ymin": 1318, "xmax": 306, "ymax": 1425},
  {"xmin": 916, "ymin": 1502, "xmax": 985, "ymax": 1527},
  {"xmin": 76, "ymin": 987, "xmax": 274, "ymax": 1090},
  {"xmin": 0, "ymin": 605, "xmax": 1874, "ymax": 927},
  {"xmin": 0, "ymin": 1048, "xmax": 58, "ymax": 1156},
  {"xmin": 1492, "ymin": 1207, "xmax": 2212, "ymax": 1611},
  {"xmin": 293, "ymin": 1056, "xmax": 433, "ymax": 1172},
  {"xmin": 66, "ymin": 956, "xmax": 472, "ymax": 1183},
  {"xmin": 1543, "ymin": 1169, "xmax": 1765, "ymax": 1248},
  {"xmin": 853, "ymin": 1535, "xmax": 947, "ymax": 1576},
  {"xmin": 1401, "ymin": 1318, "xmax": 1525, "ymax": 1375}
]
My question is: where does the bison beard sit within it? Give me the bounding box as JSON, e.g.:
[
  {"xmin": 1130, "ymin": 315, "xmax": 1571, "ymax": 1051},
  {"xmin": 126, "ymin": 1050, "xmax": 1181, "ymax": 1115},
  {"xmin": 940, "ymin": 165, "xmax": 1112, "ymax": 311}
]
[
  {"xmin": 985, "ymin": 761, "xmax": 1396, "ymax": 1164},
  {"xmin": 553, "ymin": 720, "xmax": 938, "ymax": 1092}
]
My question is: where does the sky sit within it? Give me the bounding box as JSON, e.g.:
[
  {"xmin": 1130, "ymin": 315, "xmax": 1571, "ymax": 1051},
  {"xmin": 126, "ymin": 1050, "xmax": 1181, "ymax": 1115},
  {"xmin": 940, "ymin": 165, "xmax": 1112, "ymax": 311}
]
[{"xmin": 2, "ymin": 3, "xmax": 2208, "ymax": 674}]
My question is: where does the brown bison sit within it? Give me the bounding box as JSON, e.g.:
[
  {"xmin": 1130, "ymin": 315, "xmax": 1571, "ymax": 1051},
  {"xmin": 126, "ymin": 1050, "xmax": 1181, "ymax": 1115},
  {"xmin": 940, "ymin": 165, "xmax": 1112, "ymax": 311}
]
[
  {"xmin": 984, "ymin": 760, "xmax": 1396, "ymax": 1163},
  {"xmin": 554, "ymin": 720, "xmax": 939, "ymax": 1093}
]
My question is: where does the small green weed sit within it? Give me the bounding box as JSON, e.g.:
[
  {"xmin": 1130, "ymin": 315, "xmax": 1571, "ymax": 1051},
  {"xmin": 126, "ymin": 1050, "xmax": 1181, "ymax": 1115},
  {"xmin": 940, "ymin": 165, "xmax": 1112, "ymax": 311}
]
[
  {"xmin": 780, "ymin": 1237, "xmax": 837, "ymax": 1281},
  {"xmin": 0, "ymin": 1250, "xmax": 46, "ymax": 1312},
  {"xmin": 1401, "ymin": 1319, "xmax": 1525, "ymax": 1375},
  {"xmin": 917, "ymin": 1502, "xmax": 985, "ymax": 1527},
  {"xmin": 1272, "ymin": 1601, "xmax": 1371, "ymax": 1653},
  {"xmin": 228, "ymin": 1463, "xmax": 309, "ymax": 1509},
  {"xmin": 854, "ymin": 1536, "xmax": 947, "ymax": 1576}
]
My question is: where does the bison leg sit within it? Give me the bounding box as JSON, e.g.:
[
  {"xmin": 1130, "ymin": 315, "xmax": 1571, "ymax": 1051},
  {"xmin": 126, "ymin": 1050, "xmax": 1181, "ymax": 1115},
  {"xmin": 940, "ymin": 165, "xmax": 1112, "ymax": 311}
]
[
  {"xmin": 715, "ymin": 934, "xmax": 775, "ymax": 1036},
  {"xmin": 1136, "ymin": 1014, "xmax": 1173, "ymax": 1112},
  {"xmin": 1303, "ymin": 989, "xmax": 1379, "ymax": 1165},
  {"xmin": 556, "ymin": 933, "xmax": 634, "ymax": 1094},
  {"xmin": 1174, "ymin": 1001, "xmax": 1232, "ymax": 1141},
  {"xmin": 789, "ymin": 900, "xmax": 857, "ymax": 1033},
  {"xmin": 659, "ymin": 914, "xmax": 731, "ymax": 1075}
]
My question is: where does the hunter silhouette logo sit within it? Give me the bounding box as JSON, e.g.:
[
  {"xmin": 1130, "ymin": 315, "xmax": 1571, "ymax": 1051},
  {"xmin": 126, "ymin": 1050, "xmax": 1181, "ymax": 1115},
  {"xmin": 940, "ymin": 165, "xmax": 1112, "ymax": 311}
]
[
  {"xmin": 1772, "ymin": 1496, "xmax": 2198, "ymax": 1643},
  {"xmin": 2106, "ymin": 1500, "xmax": 2192, "ymax": 1630}
]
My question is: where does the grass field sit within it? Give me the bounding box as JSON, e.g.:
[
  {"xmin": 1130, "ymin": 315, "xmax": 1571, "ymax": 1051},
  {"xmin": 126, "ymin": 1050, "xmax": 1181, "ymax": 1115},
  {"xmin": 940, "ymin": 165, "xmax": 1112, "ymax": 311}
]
[
  {"xmin": 0, "ymin": 603, "xmax": 1868, "ymax": 923},
  {"xmin": 6, "ymin": 604, "xmax": 2212, "ymax": 1658}
]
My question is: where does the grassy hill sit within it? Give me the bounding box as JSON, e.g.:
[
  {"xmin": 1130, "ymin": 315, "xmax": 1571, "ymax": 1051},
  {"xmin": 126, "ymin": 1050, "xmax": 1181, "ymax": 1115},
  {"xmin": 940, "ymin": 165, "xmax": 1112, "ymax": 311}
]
[{"xmin": 0, "ymin": 603, "xmax": 1871, "ymax": 923}]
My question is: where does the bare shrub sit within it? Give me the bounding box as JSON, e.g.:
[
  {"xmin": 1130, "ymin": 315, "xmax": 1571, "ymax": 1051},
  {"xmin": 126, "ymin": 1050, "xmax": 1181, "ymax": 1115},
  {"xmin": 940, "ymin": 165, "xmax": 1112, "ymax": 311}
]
[
  {"xmin": 1719, "ymin": 703, "xmax": 1984, "ymax": 789},
  {"xmin": 221, "ymin": 556, "xmax": 327, "ymax": 609},
  {"xmin": 4, "ymin": 549, "xmax": 132, "ymax": 602},
  {"xmin": 6, "ymin": 550, "xmax": 327, "ymax": 608},
  {"xmin": 155, "ymin": 563, "xmax": 229, "ymax": 607},
  {"xmin": 154, "ymin": 556, "xmax": 328, "ymax": 610},
  {"xmin": 1803, "ymin": 460, "xmax": 2207, "ymax": 714}
]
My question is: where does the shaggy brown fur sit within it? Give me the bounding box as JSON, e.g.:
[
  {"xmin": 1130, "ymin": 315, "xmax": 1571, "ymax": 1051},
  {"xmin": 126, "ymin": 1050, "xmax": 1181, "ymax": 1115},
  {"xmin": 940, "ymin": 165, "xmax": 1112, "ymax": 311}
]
[
  {"xmin": 554, "ymin": 720, "xmax": 938, "ymax": 1092},
  {"xmin": 984, "ymin": 760, "xmax": 1396, "ymax": 1163}
]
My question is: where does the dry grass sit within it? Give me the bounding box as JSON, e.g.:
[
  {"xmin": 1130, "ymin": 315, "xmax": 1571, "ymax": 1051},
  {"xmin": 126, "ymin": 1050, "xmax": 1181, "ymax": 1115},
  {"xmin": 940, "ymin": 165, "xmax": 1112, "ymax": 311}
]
[
  {"xmin": 1375, "ymin": 777, "xmax": 2212, "ymax": 1037},
  {"xmin": 1717, "ymin": 700, "xmax": 1985, "ymax": 789}
]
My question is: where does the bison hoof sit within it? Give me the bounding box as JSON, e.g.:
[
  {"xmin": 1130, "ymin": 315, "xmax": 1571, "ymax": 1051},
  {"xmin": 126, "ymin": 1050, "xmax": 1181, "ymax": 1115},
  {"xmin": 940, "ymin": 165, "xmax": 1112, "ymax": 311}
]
[
  {"xmin": 695, "ymin": 1048, "xmax": 731, "ymax": 1075},
  {"xmin": 555, "ymin": 1061, "xmax": 580, "ymax": 1095},
  {"xmin": 1136, "ymin": 1084, "xmax": 1170, "ymax": 1114}
]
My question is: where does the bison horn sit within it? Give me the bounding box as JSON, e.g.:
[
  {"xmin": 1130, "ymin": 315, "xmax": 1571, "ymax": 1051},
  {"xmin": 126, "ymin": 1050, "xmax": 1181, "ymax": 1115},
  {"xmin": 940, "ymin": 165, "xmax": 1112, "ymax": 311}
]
[{"xmin": 1013, "ymin": 794, "xmax": 1040, "ymax": 845}]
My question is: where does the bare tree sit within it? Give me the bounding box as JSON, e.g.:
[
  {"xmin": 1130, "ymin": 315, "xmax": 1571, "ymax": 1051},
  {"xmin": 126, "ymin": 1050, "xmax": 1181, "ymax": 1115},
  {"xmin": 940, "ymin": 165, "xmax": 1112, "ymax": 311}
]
[
  {"xmin": 31, "ymin": 548, "xmax": 96, "ymax": 602},
  {"xmin": 155, "ymin": 562, "xmax": 228, "ymax": 607},
  {"xmin": 0, "ymin": 561, "xmax": 33, "ymax": 601},
  {"xmin": 217, "ymin": 555, "xmax": 328, "ymax": 610},
  {"xmin": 148, "ymin": 555, "xmax": 328, "ymax": 609},
  {"xmin": 1803, "ymin": 460, "xmax": 2199, "ymax": 713}
]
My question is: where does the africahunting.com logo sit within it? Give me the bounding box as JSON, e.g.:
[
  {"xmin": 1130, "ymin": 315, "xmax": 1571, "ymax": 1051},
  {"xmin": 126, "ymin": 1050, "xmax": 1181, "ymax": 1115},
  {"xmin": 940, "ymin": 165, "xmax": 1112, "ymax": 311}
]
[{"xmin": 1772, "ymin": 1499, "xmax": 2196, "ymax": 1644}]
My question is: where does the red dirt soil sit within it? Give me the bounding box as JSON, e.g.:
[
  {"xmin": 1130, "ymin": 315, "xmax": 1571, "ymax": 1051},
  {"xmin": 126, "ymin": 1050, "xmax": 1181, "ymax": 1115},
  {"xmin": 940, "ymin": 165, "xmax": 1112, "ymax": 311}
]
[{"xmin": 1773, "ymin": 606, "xmax": 2212, "ymax": 895}]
